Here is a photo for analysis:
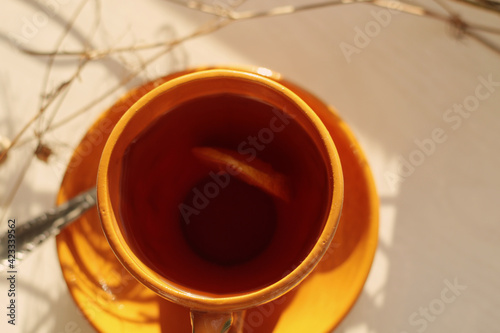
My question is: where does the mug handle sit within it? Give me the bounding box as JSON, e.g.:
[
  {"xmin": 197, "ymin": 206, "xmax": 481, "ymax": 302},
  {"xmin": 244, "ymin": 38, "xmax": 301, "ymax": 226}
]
[{"xmin": 191, "ymin": 310, "xmax": 246, "ymax": 333}]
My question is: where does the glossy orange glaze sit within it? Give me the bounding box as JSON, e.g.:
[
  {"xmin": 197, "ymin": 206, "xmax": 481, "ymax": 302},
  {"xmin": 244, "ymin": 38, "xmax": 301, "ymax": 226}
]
[{"xmin": 56, "ymin": 66, "xmax": 378, "ymax": 333}]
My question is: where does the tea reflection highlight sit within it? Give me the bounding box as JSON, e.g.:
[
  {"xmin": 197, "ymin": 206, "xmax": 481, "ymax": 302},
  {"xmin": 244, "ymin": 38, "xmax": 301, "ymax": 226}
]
[{"xmin": 119, "ymin": 93, "xmax": 330, "ymax": 295}]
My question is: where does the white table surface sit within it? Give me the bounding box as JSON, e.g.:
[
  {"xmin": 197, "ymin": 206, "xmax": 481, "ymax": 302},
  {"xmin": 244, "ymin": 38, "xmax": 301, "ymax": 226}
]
[{"xmin": 1, "ymin": 1, "xmax": 499, "ymax": 332}]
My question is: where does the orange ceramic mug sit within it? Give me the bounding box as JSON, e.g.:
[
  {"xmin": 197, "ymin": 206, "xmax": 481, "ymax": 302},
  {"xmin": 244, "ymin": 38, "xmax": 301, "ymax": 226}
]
[{"xmin": 97, "ymin": 68, "xmax": 344, "ymax": 332}]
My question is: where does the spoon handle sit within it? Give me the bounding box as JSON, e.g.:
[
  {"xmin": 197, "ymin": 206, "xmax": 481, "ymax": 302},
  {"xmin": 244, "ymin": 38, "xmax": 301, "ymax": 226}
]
[{"xmin": 0, "ymin": 187, "xmax": 97, "ymax": 272}]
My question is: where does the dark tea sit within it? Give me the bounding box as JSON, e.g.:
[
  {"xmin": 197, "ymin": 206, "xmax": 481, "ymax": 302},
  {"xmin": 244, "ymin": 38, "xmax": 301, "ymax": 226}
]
[{"xmin": 119, "ymin": 93, "xmax": 330, "ymax": 295}]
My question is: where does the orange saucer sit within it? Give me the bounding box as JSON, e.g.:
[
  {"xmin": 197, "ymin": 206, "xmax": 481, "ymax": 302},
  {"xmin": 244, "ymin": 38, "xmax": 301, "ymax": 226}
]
[{"xmin": 56, "ymin": 69, "xmax": 378, "ymax": 333}]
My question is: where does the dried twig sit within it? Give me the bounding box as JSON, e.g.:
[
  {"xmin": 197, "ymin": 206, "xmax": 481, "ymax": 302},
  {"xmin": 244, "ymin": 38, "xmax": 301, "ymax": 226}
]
[
  {"xmin": 13, "ymin": 18, "xmax": 233, "ymax": 150},
  {"xmin": 0, "ymin": 0, "xmax": 91, "ymax": 162},
  {"xmin": 431, "ymin": 0, "xmax": 500, "ymax": 52},
  {"xmin": 42, "ymin": 0, "xmax": 103, "ymax": 132},
  {"xmin": 450, "ymin": 0, "xmax": 500, "ymax": 14},
  {"xmin": 10, "ymin": 0, "xmax": 500, "ymax": 61},
  {"xmin": 38, "ymin": 0, "xmax": 91, "ymax": 121},
  {"xmin": 2, "ymin": 0, "xmax": 499, "ymax": 160}
]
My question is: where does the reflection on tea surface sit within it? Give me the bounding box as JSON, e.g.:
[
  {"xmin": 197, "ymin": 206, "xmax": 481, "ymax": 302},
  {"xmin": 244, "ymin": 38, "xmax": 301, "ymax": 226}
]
[{"xmin": 120, "ymin": 94, "xmax": 330, "ymax": 294}]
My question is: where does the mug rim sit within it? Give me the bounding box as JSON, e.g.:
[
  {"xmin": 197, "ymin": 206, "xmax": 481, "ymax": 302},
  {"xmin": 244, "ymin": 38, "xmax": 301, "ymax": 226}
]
[{"xmin": 97, "ymin": 68, "xmax": 344, "ymax": 311}]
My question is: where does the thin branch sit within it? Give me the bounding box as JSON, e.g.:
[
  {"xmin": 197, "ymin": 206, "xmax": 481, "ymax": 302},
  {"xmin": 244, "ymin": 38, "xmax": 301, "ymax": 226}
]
[
  {"xmin": 0, "ymin": 0, "xmax": 91, "ymax": 163},
  {"xmin": 12, "ymin": 0, "xmax": 424, "ymax": 58},
  {"xmin": 49, "ymin": 18, "xmax": 232, "ymax": 130},
  {"xmin": 12, "ymin": 18, "xmax": 233, "ymax": 150},
  {"xmin": 42, "ymin": 0, "xmax": 102, "ymax": 132},
  {"xmin": 12, "ymin": 0, "xmax": 500, "ymax": 61},
  {"xmin": 2, "ymin": 0, "xmax": 498, "ymax": 162},
  {"xmin": 38, "ymin": 0, "xmax": 90, "ymax": 112},
  {"xmin": 166, "ymin": 0, "xmax": 432, "ymax": 19},
  {"xmin": 449, "ymin": 0, "xmax": 500, "ymax": 14},
  {"xmin": 38, "ymin": 58, "xmax": 91, "ymax": 135},
  {"xmin": 17, "ymin": 36, "xmax": 209, "ymax": 58},
  {"xmin": 433, "ymin": 0, "xmax": 500, "ymax": 33},
  {"xmin": 433, "ymin": 0, "xmax": 460, "ymax": 14}
]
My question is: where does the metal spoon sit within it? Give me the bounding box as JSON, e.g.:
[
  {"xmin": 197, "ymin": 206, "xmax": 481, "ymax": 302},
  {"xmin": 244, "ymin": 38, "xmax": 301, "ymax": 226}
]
[{"xmin": 0, "ymin": 187, "xmax": 97, "ymax": 272}]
